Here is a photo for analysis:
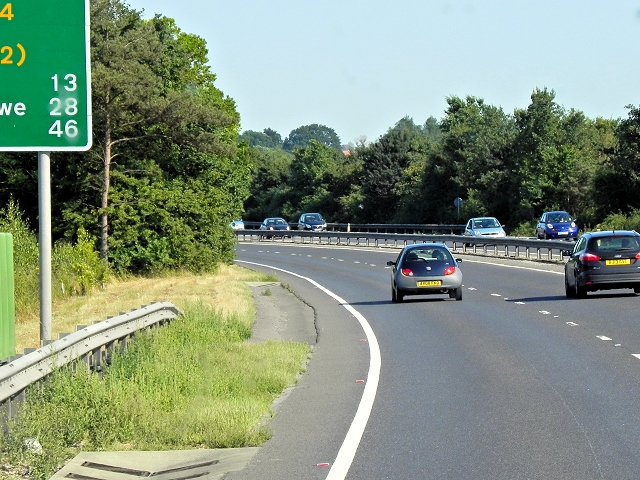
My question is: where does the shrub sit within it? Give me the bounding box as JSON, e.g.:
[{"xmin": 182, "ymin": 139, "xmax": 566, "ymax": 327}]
[
  {"xmin": 0, "ymin": 201, "xmax": 110, "ymax": 321},
  {"xmin": 596, "ymin": 210, "xmax": 640, "ymax": 232}
]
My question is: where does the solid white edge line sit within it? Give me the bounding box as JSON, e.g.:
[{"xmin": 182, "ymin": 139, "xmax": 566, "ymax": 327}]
[{"xmin": 236, "ymin": 260, "xmax": 381, "ymax": 480}]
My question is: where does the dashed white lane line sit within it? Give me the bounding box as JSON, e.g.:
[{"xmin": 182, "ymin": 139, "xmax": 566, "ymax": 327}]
[{"xmin": 247, "ymin": 248, "xmax": 640, "ymax": 365}]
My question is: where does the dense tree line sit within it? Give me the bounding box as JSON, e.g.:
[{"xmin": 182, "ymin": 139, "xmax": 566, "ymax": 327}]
[
  {"xmin": 241, "ymin": 88, "xmax": 639, "ymax": 233},
  {"xmin": 0, "ymin": 0, "xmax": 249, "ymax": 274},
  {"xmin": 2, "ymin": 0, "xmax": 637, "ymax": 277}
]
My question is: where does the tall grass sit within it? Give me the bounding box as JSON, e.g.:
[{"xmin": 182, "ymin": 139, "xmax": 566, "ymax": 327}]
[
  {"xmin": 0, "ymin": 200, "xmax": 110, "ymax": 326},
  {"xmin": 1, "ymin": 300, "xmax": 310, "ymax": 480}
]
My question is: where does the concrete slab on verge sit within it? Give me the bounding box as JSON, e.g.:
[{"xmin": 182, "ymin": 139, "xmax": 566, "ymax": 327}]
[{"xmin": 50, "ymin": 448, "xmax": 259, "ymax": 479}]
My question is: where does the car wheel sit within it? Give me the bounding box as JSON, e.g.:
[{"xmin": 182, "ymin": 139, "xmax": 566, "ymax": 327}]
[
  {"xmin": 394, "ymin": 284, "xmax": 405, "ymax": 303},
  {"xmin": 575, "ymin": 280, "xmax": 587, "ymax": 299},
  {"xmin": 543, "ymin": 232, "xmax": 549, "ymax": 240},
  {"xmin": 391, "ymin": 286, "xmax": 397, "ymax": 303},
  {"xmin": 449, "ymin": 288, "xmax": 462, "ymax": 301},
  {"xmin": 565, "ymin": 276, "xmax": 575, "ymax": 298}
]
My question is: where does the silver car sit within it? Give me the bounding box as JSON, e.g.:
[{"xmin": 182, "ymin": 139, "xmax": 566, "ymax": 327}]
[
  {"xmin": 387, "ymin": 243, "xmax": 463, "ymax": 302},
  {"xmin": 463, "ymin": 217, "xmax": 506, "ymax": 245}
]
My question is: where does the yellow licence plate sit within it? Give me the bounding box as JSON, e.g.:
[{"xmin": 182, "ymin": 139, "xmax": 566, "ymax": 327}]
[
  {"xmin": 417, "ymin": 280, "xmax": 442, "ymax": 287},
  {"xmin": 605, "ymin": 259, "xmax": 631, "ymax": 266}
]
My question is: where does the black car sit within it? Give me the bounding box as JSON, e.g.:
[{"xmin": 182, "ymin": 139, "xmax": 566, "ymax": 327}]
[
  {"xmin": 259, "ymin": 217, "xmax": 291, "ymax": 238},
  {"xmin": 297, "ymin": 213, "xmax": 327, "ymax": 231},
  {"xmin": 563, "ymin": 230, "xmax": 640, "ymax": 298}
]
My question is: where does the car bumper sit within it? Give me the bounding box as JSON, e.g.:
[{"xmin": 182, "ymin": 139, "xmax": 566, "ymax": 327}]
[
  {"xmin": 578, "ymin": 270, "xmax": 640, "ymax": 291},
  {"xmin": 546, "ymin": 231, "xmax": 578, "ymax": 239},
  {"xmin": 395, "ymin": 274, "xmax": 462, "ymax": 294}
]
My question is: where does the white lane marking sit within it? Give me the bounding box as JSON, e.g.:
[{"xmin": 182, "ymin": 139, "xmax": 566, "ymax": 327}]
[
  {"xmin": 566, "ymin": 322, "xmax": 579, "ymax": 326},
  {"xmin": 539, "ymin": 310, "xmax": 551, "ymax": 315},
  {"xmin": 468, "ymin": 287, "xmax": 477, "ymax": 291},
  {"xmin": 354, "ymin": 261, "xmax": 361, "ymax": 264},
  {"xmin": 462, "ymin": 258, "xmax": 564, "ymax": 275},
  {"xmin": 515, "ymin": 301, "xmax": 526, "ymax": 305},
  {"xmin": 236, "ymin": 260, "xmax": 380, "ymax": 480},
  {"xmin": 491, "ymin": 293, "xmax": 501, "ymax": 297},
  {"xmin": 633, "ymin": 354, "xmax": 640, "ymax": 360},
  {"xmin": 597, "ymin": 336, "xmax": 612, "ymax": 341}
]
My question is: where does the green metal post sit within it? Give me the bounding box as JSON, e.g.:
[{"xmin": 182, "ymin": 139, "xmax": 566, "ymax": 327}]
[{"xmin": 0, "ymin": 233, "xmax": 16, "ymax": 361}]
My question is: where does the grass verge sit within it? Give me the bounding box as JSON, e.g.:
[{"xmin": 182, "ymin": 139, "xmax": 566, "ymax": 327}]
[{"xmin": 1, "ymin": 265, "xmax": 311, "ymax": 480}]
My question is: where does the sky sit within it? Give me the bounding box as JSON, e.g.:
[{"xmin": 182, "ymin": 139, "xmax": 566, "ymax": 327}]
[{"xmin": 123, "ymin": 0, "xmax": 640, "ymax": 145}]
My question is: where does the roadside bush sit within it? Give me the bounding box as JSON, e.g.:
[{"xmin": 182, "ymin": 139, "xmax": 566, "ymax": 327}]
[
  {"xmin": 0, "ymin": 201, "xmax": 110, "ymax": 321},
  {"xmin": 596, "ymin": 210, "xmax": 640, "ymax": 232},
  {"xmin": 0, "ymin": 200, "xmax": 39, "ymax": 318},
  {"xmin": 509, "ymin": 220, "xmax": 537, "ymax": 237},
  {"xmin": 53, "ymin": 227, "xmax": 110, "ymax": 296}
]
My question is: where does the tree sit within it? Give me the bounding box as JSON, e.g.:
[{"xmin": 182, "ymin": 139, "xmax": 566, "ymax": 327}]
[
  {"xmin": 283, "ymin": 124, "xmax": 341, "ymax": 151},
  {"xmin": 238, "ymin": 128, "xmax": 283, "ymax": 148},
  {"xmin": 436, "ymin": 95, "xmax": 516, "ymax": 223},
  {"xmin": 356, "ymin": 117, "xmax": 427, "ymax": 222},
  {"xmin": 243, "ymin": 147, "xmax": 294, "ymax": 220},
  {"xmin": 513, "ymin": 88, "xmax": 605, "ymax": 224},
  {"xmin": 86, "ymin": 0, "xmax": 241, "ymax": 266},
  {"xmin": 594, "ymin": 105, "xmax": 640, "ymax": 215}
]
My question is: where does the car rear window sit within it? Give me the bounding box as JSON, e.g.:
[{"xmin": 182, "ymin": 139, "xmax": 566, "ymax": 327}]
[
  {"xmin": 589, "ymin": 236, "xmax": 640, "ymax": 252},
  {"xmin": 405, "ymin": 248, "xmax": 450, "ymax": 262}
]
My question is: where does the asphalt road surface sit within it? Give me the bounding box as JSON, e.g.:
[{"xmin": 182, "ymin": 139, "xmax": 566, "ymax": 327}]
[{"xmin": 232, "ymin": 242, "xmax": 640, "ymax": 480}]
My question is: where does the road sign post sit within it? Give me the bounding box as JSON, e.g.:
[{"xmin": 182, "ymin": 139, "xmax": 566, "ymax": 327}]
[{"xmin": 0, "ymin": 0, "xmax": 92, "ymax": 151}]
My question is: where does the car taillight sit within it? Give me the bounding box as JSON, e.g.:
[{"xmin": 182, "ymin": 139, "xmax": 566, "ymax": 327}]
[
  {"xmin": 580, "ymin": 252, "xmax": 600, "ymax": 262},
  {"xmin": 635, "ymin": 252, "xmax": 640, "ymax": 260},
  {"xmin": 401, "ymin": 268, "xmax": 413, "ymax": 276},
  {"xmin": 444, "ymin": 266, "xmax": 456, "ymax": 276}
]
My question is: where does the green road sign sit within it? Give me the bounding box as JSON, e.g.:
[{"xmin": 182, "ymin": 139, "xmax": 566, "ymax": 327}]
[{"xmin": 0, "ymin": 1, "xmax": 91, "ymax": 151}]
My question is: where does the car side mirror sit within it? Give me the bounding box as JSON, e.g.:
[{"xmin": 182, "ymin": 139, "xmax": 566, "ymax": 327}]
[
  {"xmin": 562, "ymin": 250, "xmax": 571, "ymax": 257},
  {"xmin": 456, "ymin": 258, "xmax": 462, "ymax": 263},
  {"xmin": 387, "ymin": 260, "xmax": 396, "ymax": 266}
]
